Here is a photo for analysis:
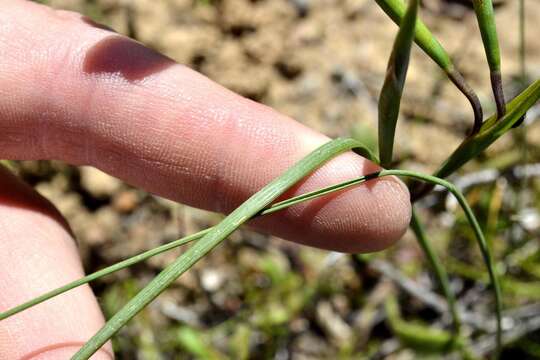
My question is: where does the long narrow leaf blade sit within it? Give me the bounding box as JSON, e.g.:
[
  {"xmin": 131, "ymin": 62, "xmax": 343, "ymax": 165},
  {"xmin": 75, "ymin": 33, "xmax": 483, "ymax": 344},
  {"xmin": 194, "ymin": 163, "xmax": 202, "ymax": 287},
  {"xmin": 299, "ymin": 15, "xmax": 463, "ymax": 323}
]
[
  {"xmin": 375, "ymin": 0, "xmax": 483, "ymax": 133},
  {"xmin": 375, "ymin": 0, "xmax": 448, "ymax": 69},
  {"xmin": 411, "ymin": 209, "xmax": 461, "ymax": 335},
  {"xmin": 73, "ymin": 138, "xmax": 375, "ymax": 359},
  {"xmin": 472, "ymin": 0, "xmax": 506, "ymax": 118},
  {"xmin": 0, "ymin": 166, "xmax": 380, "ymax": 321},
  {"xmin": 380, "ymin": 169, "xmax": 503, "ymax": 355},
  {"xmin": 378, "ymin": 0, "xmax": 418, "ymax": 168}
]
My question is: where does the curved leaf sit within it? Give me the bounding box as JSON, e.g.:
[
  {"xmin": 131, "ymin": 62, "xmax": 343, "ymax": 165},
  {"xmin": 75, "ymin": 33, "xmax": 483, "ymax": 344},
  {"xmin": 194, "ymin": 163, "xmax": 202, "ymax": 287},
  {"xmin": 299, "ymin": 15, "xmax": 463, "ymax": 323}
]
[
  {"xmin": 375, "ymin": 0, "xmax": 483, "ymax": 133},
  {"xmin": 378, "ymin": 0, "xmax": 418, "ymax": 168},
  {"xmin": 435, "ymin": 79, "xmax": 540, "ymax": 179},
  {"xmin": 72, "ymin": 138, "xmax": 376, "ymax": 359}
]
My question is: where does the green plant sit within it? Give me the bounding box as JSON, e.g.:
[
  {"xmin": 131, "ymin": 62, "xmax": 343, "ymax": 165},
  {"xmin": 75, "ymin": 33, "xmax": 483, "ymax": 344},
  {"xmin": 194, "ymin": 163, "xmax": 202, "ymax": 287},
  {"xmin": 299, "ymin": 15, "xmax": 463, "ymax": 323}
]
[{"xmin": 1, "ymin": 1, "xmax": 539, "ymax": 359}]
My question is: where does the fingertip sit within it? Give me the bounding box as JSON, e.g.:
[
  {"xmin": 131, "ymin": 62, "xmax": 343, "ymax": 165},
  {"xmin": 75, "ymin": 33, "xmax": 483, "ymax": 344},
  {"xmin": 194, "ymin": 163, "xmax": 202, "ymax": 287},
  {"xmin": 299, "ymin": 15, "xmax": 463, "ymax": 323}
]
[
  {"xmin": 253, "ymin": 148, "xmax": 412, "ymax": 253},
  {"xmin": 306, "ymin": 176, "xmax": 411, "ymax": 253},
  {"xmin": 350, "ymin": 175, "xmax": 412, "ymax": 252}
]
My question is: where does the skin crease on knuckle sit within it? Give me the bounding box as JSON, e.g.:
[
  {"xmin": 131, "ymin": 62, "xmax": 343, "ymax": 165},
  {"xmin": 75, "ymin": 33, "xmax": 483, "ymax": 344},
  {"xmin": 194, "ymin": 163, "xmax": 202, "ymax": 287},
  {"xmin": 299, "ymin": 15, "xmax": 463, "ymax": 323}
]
[{"xmin": 3, "ymin": 0, "xmax": 411, "ymax": 254}]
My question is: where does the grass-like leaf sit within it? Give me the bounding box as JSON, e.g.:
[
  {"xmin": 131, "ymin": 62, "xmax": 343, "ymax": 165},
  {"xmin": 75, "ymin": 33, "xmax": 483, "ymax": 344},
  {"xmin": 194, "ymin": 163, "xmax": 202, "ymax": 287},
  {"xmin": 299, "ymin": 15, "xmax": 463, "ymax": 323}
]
[
  {"xmin": 375, "ymin": 0, "xmax": 483, "ymax": 133},
  {"xmin": 0, "ymin": 230, "xmax": 208, "ymax": 321},
  {"xmin": 378, "ymin": 0, "xmax": 418, "ymax": 168},
  {"xmin": 73, "ymin": 158, "xmax": 501, "ymax": 357},
  {"xmin": 72, "ymin": 138, "xmax": 376, "ymax": 359},
  {"xmin": 383, "ymin": 169, "xmax": 503, "ymax": 355},
  {"xmin": 472, "ymin": 0, "xmax": 506, "ymax": 118},
  {"xmin": 410, "ymin": 209, "xmax": 461, "ymax": 336},
  {"xmin": 0, "ymin": 170, "xmax": 382, "ymax": 321}
]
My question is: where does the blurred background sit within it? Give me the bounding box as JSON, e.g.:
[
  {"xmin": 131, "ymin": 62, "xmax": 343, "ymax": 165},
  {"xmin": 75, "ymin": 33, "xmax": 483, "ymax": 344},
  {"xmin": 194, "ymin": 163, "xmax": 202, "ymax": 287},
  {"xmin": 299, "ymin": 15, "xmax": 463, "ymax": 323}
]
[{"xmin": 13, "ymin": 0, "xmax": 540, "ymax": 358}]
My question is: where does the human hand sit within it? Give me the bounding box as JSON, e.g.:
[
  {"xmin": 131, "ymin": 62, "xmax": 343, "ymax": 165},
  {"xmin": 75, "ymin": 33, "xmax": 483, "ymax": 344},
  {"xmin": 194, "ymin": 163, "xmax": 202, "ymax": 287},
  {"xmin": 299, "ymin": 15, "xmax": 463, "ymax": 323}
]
[{"xmin": 0, "ymin": 1, "xmax": 411, "ymax": 358}]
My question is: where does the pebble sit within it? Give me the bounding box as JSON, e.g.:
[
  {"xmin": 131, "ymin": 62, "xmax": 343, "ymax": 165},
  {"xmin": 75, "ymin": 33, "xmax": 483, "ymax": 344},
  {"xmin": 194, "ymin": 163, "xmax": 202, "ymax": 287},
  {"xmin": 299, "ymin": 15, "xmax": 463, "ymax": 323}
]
[
  {"xmin": 113, "ymin": 190, "xmax": 139, "ymax": 213},
  {"xmin": 80, "ymin": 166, "xmax": 122, "ymax": 198},
  {"xmin": 200, "ymin": 268, "xmax": 225, "ymax": 292}
]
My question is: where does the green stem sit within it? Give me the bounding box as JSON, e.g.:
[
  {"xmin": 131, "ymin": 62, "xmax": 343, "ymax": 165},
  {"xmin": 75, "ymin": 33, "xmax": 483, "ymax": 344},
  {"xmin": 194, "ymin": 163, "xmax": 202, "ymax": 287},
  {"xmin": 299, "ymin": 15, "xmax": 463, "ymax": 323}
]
[
  {"xmin": 79, "ymin": 168, "xmax": 501, "ymax": 358},
  {"xmin": 410, "ymin": 209, "xmax": 461, "ymax": 336},
  {"xmin": 387, "ymin": 169, "xmax": 502, "ymax": 356},
  {"xmin": 0, "ymin": 230, "xmax": 209, "ymax": 321}
]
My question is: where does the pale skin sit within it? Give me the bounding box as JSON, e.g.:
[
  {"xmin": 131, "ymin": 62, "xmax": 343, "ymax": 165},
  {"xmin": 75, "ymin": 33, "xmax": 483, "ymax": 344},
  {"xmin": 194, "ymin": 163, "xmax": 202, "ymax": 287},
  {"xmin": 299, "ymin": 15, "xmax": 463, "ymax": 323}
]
[{"xmin": 0, "ymin": 1, "xmax": 412, "ymax": 358}]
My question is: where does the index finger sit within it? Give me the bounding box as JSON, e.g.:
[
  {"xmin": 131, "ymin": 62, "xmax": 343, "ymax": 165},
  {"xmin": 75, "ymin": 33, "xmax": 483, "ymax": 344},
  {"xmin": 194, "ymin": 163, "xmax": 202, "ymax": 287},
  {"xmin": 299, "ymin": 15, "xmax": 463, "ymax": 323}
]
[{"xmin": 0, "ymin": 0, "xmax": 411, "ymax": 252}]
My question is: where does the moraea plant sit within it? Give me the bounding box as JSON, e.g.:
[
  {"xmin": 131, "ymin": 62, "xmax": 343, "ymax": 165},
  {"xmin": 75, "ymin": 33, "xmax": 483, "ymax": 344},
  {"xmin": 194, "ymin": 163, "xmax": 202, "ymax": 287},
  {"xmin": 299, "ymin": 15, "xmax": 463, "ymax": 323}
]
[{"xmin": 1, "ymin": 1, "xmax": 539, "ymax": 359}]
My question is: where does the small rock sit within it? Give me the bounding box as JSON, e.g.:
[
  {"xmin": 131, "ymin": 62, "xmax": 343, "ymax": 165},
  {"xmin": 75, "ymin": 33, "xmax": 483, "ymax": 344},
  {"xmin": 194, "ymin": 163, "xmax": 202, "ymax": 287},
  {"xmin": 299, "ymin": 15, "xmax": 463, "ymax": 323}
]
[
  {"xmin": 84, "ymin": 207, "xmax": 121, "ymax": 245},
  {"xmin": 513, "ymin": 208, "xmax": 540, "ymax": 232},
  {"xmin": 200, "ymin": 268, "xmax": 225, "ymax": 292},
  {"xmin": 160, "ymin": 301, "xmax": 202, "ymax": 327},
  {"xmin": 316, "ymin": 301, "xmax": 353, "ymax": 346},
  {"xmin": 80, "ymin": 166, "xmax": 122, "ymax": 198},
  {"xmin": 291, "ymin": 20, "xmax": 323, "ymax": 46},
  {"xmin": 292, "ymin": 333, "xmax": 332, "ymax": 358},
  {"xmin": 113, "ymin": 190, "xmax": 139, "ymax": 213},
  {"xmin": 289, "ymin": 0, "xmax": 310, "ymax": 17}
]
